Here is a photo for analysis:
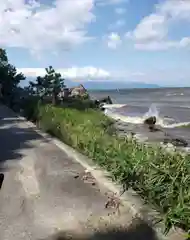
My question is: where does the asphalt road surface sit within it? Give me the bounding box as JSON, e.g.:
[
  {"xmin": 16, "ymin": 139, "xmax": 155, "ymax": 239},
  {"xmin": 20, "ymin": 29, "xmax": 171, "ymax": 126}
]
[{"xmin": 0, "ymin": 105, "xmax": 123, "ymax": 239}]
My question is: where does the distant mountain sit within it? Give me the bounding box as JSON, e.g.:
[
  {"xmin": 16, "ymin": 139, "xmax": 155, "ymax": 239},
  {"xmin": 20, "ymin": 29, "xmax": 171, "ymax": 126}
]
[
  {"xmin": 20, "ymin": 77, "xmax": 160, "ymax": 90},
  {"xmin": 65, "ymin": 80, "xmax": 160, "ymax": 90}
]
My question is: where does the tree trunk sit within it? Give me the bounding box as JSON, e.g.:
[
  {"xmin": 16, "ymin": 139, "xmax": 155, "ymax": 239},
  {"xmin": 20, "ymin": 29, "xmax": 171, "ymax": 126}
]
[{"xmin": 52, "ymin": 92, "xmax": 57, "ymax": 105}]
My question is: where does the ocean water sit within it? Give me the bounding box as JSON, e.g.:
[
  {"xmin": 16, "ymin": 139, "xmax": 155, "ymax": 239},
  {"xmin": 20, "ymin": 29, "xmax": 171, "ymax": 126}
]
[{"xmin": 89, "ymin": 87, "xmax": 190, "ymax": 128}]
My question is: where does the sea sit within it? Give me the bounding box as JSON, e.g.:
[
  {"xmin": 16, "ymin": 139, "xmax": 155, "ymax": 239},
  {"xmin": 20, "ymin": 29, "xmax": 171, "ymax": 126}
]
[{"xmin": 89, "ymin": 87, "xmax": 190, "ymax": 147}]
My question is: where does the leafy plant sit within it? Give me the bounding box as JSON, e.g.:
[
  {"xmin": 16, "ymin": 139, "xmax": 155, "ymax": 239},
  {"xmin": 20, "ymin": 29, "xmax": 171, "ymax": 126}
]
[
  {"xmin": 27, "ymin": 66, "xmax": 65, "ymax": 105},
  {"xmin": 0, "ymin": 48, "xmax": 25, "ymax": 105}
]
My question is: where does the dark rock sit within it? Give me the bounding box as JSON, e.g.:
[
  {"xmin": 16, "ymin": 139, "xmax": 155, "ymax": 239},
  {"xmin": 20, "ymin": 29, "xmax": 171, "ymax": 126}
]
[
  {"xmin": 94, "ymin": 99, "xmax": 99, "ymax": 105},
  {"xmin": 144, "ymin": 116, "xmax": 157, "ymax": 131},
  {"xmin": 0, "ymin": 173, "xmax": 4, "ymax": 189},
  {"xmin": 97, "ymin": 96, "xmax": 113, "ymax": 105},
  {"xmin": 93, "ymin": 96, "xmax": 113, "ymax": 110},
  {"xmin": 144, "ymin": 116, "xmax": 156, "ymax": 125},
  {"xmin": 163, "ymin": 137, "xmax": 188, "ymax": 147},
  {"xmin": 131, "ymin": 132, "xmax": 136, "ymax": 137},
  {"xmin": 149, "ymin": 127, "xmax": 162, "ymax": 132}
]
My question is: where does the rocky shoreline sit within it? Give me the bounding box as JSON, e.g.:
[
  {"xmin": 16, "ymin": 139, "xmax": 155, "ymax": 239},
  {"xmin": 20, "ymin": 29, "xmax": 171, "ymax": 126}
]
[
  {"xmin": 96, "ymin": 97, "xmax": 190, "ymax": 153},
  {"xmin": 114, "ymin": 119, "xmax": 190, "ymax": 153}
]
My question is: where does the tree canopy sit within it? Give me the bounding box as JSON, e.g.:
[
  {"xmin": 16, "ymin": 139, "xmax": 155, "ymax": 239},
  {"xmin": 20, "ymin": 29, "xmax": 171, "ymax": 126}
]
[
  {"xmin": 0, "ymin": 48, "xmax": 25, "ymax": 105},
  {"xmin": 0, "ymin": 49, "xmax": 65, "ymax": 106},
  {"xmin": 28, "ymin": 66, "xmax": 65, "ymax": 104}
]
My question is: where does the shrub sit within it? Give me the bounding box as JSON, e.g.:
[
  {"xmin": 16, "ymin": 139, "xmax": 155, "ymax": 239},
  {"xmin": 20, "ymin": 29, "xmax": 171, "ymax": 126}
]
[
  {"xmin": 61, "ymin": 97, "xmax": 97, "ymax": 110},
  {"xmin": 21, "ymin": 96, "xmax": 41, "ymax": 121}
]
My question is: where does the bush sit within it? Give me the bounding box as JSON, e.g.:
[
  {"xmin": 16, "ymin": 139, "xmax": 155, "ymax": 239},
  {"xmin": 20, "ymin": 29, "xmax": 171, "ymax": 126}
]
[
  {"xmin": 21, "ymin": 96, "xmax": 41, "ymax": 121},
  {"xmin": 61, "ymin": 97, "xmax": 97, "ymax": 110},
  {"xmin": 23, "ymin": 101, "xmax": 190, "ymax": 232}
]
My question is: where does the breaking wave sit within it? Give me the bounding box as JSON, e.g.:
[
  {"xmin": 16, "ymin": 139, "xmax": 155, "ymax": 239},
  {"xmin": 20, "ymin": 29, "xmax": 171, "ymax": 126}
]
[
  {"xmin": 166, "ymin": 92, "xmax": 184, "ymax": 96},
  {"xmin": 103, "ymin": 103, "xmax": 190, "ymax": 128}
]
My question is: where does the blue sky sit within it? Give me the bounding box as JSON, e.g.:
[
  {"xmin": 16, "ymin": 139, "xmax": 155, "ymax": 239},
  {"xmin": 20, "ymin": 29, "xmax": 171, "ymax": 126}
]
[{"xmin": 1, "ymin": 0, "xmax": 190, "ymax": 86}]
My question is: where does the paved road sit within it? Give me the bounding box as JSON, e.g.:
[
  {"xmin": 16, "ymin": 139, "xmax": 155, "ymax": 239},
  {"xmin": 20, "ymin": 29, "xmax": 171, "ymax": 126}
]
[{"xmin": 0, "ymin": 105, "xmax": 128, "ymax": 239}]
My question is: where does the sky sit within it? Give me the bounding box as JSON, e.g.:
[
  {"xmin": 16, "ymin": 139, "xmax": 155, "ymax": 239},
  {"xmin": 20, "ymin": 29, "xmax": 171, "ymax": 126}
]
[{"xmin": 1, "ymin": 0, "xmax": 190, "ymax": 87}]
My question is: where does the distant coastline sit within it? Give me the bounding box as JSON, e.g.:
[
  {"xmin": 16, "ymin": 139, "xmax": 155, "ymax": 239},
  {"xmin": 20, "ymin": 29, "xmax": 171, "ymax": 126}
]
[
  {"xmin": 89, "ymin": 86, "xmax": 190, "ymax": 91},
  {"xmin": 68, "ymin": 81, "xmax": 161, "ymax": 90},
  {"xmin": 22, "ymin": 77, "xmax": 190, "ymax": 90}
]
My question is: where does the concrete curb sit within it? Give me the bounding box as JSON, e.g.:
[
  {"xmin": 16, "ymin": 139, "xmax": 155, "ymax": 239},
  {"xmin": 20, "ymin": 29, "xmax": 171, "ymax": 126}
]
[{"xmin": 6, "ymin": 106, "xmax": 185, "ymax": 240}]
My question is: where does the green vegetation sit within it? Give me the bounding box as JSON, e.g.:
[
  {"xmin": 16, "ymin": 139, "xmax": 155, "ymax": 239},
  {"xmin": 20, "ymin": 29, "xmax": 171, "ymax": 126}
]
[
  {"xmin": 0, "ymin": 49, "xmax": 25, "ymax": 106},
  {"xmin": 0, "ymin": 48, "xmax": 189, "ymax": 232},
  {"xmin": 26, "ymin": 66, "xmax": 65, "ymax": 105},
  {"xmin": 22, "ymin": 100, "xmax": 190, "ymax": 233}
]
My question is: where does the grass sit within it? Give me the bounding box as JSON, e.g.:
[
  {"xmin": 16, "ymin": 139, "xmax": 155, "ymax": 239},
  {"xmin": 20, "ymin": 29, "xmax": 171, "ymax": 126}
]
[{"xmin": 22, "ymin": 99, "xmax": 190, "ymax": 233}]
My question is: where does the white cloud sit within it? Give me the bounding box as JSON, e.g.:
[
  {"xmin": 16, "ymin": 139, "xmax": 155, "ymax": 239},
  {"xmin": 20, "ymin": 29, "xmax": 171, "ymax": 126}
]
[
  {"xmin": 115, "ymin": 7, "xmax": 126, "ymax": 14},
  {"xmin": 17, "ymin": 66, "xmax": 190, "ymax": 86},
  {"xmin": 18, "ymin": 68, "xmax": 46, "ymax": 77},
  {"xmin": 18, "ymin": 67, "xmax": 111, "ymax": 80},
  {"xmin": 132, "ymin": 14, "xmax": 167, "ymax": 42},
  {"xmin": 61, "ymin": 66, "xmax": 110, "ymax": 79},
  {"xmin": 126, "ymin": 0, "xmax": 190, "ymax": 50},
  {"xmin": 106, "ymin": 32, "xmax": 122, "ymax": 49},
  {"xmin": 0, "ymin": 0, "xmax": 95, "ymax": 53},
  {"xmin": 158, "ymin": 0, "xmax": 190, "ymax": 21},
  {"xmin": 179, "ymin": 37, "xmax": 190, "ymax": 48},
  {"xmin": 18, "ymin": 66, "xmax": 144, "ymax": 81}
]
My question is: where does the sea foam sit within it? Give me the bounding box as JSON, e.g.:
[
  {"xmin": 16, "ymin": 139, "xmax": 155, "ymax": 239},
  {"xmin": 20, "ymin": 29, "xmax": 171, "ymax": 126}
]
[{"xmin": 103, "ymin": 103, "xmax": 190, "ymax": 128}]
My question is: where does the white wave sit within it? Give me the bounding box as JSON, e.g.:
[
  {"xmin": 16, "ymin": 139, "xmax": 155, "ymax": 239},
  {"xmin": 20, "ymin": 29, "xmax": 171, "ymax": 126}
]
[
  {"xmin": 105, "ymin": 111, "xmax": 143, "ymax": 124},
  {"xmin": 105, "ymin": 110, "xmax": 163, "ymax": 125},
  {"xmin": 144, "ymin": 104, "xmax": 159, "ymax": 118},
  {"xmin": 102, "ymin": 104, "xmax": 127, "ymax": 109},
  {"xmin": 163, "ymin": 121, "xmax": 190, "ymax": 128},
  {"xmin": 106, "ymin": 111, "xmax": 190, "ymax": 128},
  {"xmin": 104, "ymin": 103, "xmax": 190, "ymax": 129},
  {"xmin": 166, "ymin": 92, "xmax": 184, "ymax": 96}
]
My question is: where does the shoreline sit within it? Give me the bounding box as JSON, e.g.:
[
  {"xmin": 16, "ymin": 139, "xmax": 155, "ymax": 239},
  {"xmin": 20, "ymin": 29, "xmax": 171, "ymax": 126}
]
[
  {"xmin": 102, "ymin": 105, "xmax": 190, "ymax": 153},
  {"xmin": 113, "ymin": 119, "xmax": 190, "ymax": 153}
]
